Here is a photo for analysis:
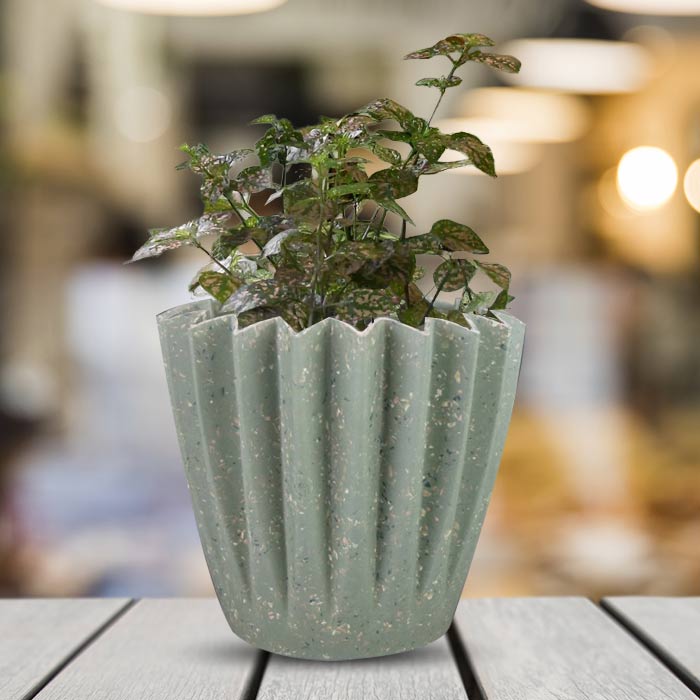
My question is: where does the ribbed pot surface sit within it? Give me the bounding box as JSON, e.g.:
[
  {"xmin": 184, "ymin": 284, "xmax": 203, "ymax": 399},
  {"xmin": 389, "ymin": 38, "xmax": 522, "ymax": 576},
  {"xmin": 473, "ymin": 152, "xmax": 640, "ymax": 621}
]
[{"xmin": 158, "ymin": 301, "xmax": 524, "ymax": 660}]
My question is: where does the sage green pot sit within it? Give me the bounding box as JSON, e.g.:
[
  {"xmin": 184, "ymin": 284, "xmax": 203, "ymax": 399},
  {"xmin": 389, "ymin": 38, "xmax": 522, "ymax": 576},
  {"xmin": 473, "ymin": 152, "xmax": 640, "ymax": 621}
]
[{"xmin": 158, "ymin": 300, "xmax": 524, "ymax": 660}]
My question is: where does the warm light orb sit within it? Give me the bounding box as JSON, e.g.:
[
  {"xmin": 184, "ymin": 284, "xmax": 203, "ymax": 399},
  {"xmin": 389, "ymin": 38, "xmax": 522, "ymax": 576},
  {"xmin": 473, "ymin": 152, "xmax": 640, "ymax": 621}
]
[
  {"xmin": 683, "ymin": 159, "xmax": 700, "ymax": 213},
  {"xmin": 616, "ymin": 146, "xmax": 678, "ymax": 211},
  {"xmin": 457, "ymin": 88, "xmax": 592, "ymax": 143},
  {"xmin": 499, "ymin": 39, "xmax": 652, "ymax": 94},
  {"xmin": 96, "ymin": 0, "xmax": 287, "ymax": 16},
  {"xmin": 586, "ymin": 0, "xmax": 700, "ymax": 15},
  {"xmin": 114, "ymin": 87, "xmax": 172, "ymax": 143}
]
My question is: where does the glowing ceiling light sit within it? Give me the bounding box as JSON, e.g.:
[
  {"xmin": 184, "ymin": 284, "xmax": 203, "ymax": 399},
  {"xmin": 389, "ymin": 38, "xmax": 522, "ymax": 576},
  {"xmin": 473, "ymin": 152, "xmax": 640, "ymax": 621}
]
[
  {"xmin": 616, "ymin": 146, "xmax": 678, "ymax": 211},
  {"xmin": 586, "ymin": 0, "xmax": 700, "ymax": 15},
  {"xmin": 114, "ymin": 86, "xmax": 171, "ymax": 143},
  {"xmin": 683, "ymin": 159, "xmax": 700, "ymax": 213},
  {"xmin": 458, "ymin": 88, "xmax": 591, "ymax": 143},
  {"xmin": 96, "ymin": 0, "xmax": 287, "ymax": 16},
  {"xmin": 499, "ymin": 39, "xmax": 652, "ymax": 94},
  {"xmin": 436, "ymin": 118, "xmax": 542, "ymax": 175}
]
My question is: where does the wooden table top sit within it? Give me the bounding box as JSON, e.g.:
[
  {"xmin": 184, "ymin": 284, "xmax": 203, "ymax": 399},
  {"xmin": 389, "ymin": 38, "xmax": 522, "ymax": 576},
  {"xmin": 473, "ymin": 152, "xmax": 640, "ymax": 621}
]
[{"xmin": 1, "ymin": 597, "xmax": 698, "ymax": 699}]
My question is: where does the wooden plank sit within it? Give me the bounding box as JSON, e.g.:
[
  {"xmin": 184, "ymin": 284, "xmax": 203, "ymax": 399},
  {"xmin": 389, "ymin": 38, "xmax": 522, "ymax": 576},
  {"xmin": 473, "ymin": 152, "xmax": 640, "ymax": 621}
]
[
  {"xmin": 603, "ymin": 597, "xmax": 700, "ymax": 694},
  {"xmin": 33, "ymin": 599, "xmax": 261, "ymax": 700},
  {"xmin": 453, "ymin": 597, "xmax": 698, "ymax": 700},
  {"xmin": 0, "ymin": 598, "xmax": 130, "ymax": 700},
  {"xmin": 256, "ymin": 636, "xmax": 467, "ymax": 700}
]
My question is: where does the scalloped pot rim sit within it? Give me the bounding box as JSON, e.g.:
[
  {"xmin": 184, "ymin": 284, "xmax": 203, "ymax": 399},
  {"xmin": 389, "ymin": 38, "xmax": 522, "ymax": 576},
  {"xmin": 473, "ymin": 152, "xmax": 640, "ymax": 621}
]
[{"xmin": 157, "ymin": 299, "xmax": 524, "ymax": 341}]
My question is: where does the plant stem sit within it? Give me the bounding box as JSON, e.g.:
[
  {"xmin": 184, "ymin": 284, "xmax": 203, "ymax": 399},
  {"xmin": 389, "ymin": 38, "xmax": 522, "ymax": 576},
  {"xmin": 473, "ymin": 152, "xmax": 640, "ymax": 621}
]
[
  {"xmin": 192, "ymin": 240, "xmax": 234, "ymax": 277},
  {"xmin": 427, "ymin": 59, "xmax": 459, "ymax": 127},
  {"xmin": 361, "ymin": 206, "xmax": 381, "ymax": 239},
  {"xmin": 307, "ymin": 171, "xmax": 327, "ymax": 327},
  {"xmin": 421, "ymin": 272, "xmax": 449, "ymax": 324}
]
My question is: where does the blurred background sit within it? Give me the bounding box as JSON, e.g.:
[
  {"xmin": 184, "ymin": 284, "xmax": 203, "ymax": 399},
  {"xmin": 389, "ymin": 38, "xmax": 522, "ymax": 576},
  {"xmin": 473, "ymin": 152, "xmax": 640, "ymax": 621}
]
[{"xmin": 0, "ymin": 0, "xmax": 699, "ymax": 599}]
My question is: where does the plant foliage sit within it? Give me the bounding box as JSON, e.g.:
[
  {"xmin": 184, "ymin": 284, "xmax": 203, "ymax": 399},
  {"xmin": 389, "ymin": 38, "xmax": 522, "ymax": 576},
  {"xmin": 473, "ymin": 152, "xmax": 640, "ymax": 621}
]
[{"xmin": 131, "ymin": 33, "xmax": 521, "ymax": 331}]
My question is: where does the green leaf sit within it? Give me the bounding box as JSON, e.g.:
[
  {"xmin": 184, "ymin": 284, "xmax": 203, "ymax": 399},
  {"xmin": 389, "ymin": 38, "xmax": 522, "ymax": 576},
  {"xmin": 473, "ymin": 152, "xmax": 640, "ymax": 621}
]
[
  {"xmin": 274, "ymin": 237, "xmax": 317, "ymax": 284},
  {"xmin": 203, "ymin": 196, "xmax": 234, "ymax": 214},
  {"xmin": 406, "ymin": 233, "xmax": 443, "ymax": 254},
  {"xmin": 369, "ymin": 168, "xmax": 419, "ymax": 199},
  {"xmin": 477, "ymin": 261, "xmax": 511, "ymax": 288},
  {"xmin": 253, "ymin": 214, "xmax": 296, "ymax": 245},
  {"xmin": 254, "ymin": 118, "xmax": 305, "ymax": 167},
  {"xmin": 376, "ymin": 130, "xmax": 413, "ymax": 145},
  {"xmin": 445, "ymin": 310, "xmax": 471, "ymax": 328},
  {"xmin": 197, "ymin": 271, "xmax": 240, "ymax": 303},
  {"xmin": 470, "ymin": 51, "xmax": 521, "ymax": 74},
  {"xmin": 261, "ymin": 229, "xmax": 299, "ymax": 257},
  {"xmin": 325, "ymin": 241, "xmax": 393, "ymax": 278},
  {"xmin": 490, "ymin": 288, "xmax": 514, "ymax": 310},
  {"xmin": 211, "ymin": 226, "xmax": 254, "ymax": 259},
  {"xmin": 129, "ymin": 214, "xmax": 227, "ymax": 262},
  {"xmin": 461, "ymin": 290, "xmax": 498, "ymax": 314},
  {"xmin": 236, "ymin": 306, "xmax": 279, "ymax": 328},
  {"xmin": 283, "ymin": 180, "xmax": 333, "ymax": 223},
  {"xmin": 433, "ymin": 258, "xmax": 477, "ymax": 291},
  {"xmin": 235, "ymin": 166, "xmax": 273, "ymax": 194},
  {"xmin": 223, "ymin": 279, "xmax": 291, "ymax": 315},
  {"xmin": 178, "ymin": 143, "xmax": 250, "ymax": 175},
  {"xmin": 328, "ymin": 182, "xmax": 373, "ymax": 199},
  {"xmin": 398, "ymin": 299, "xmax": 430, "ymax": 327},
  {"xmin": 334, "ymin": 288, "xmax": 402, "ymax": 322},
  {"xmin": 443, "ymin": 132, "xmax": 496, "ymax": 177},
  {"xmin": 365, "ymin": 141, "xmax": 403, "ymax": 166},
  {"xmin": 334, "ymin": 114, "xmax": 375, "ymax": 137},
  {"xmin": 178, "ymin": 145, "xmax": 250, "ymax": 207},
  {"xmin": 357, "ymin": 98, "xmax": 424, "ymax": 132},
  {"xmin": 375, "ymin": 198, "xmax": 415, "ymax": 224},
  {"xmin": 351, "ymin": 242, "xmax": 415, "ymax": 289},
  {"xmin": 250, "ymin": 114, "xmax": 280, "ymax": 125},
  {"xmin": 413, "ymin": 127, "xmax": 446, "ymax": 163},
  {"xmin": 414, "ymin": 158, "xmax": 473, "ymax": 175},
  {"xmin": 404, "ymin": 33, "xmax": 496, "ymax": 60},
  {"xmin": 415, "ymin": 76, "xmax": 462, "ymax": 90},
  {"xmin": 430, "ymin": 219, "xmax": 489, "ymax": 254}
]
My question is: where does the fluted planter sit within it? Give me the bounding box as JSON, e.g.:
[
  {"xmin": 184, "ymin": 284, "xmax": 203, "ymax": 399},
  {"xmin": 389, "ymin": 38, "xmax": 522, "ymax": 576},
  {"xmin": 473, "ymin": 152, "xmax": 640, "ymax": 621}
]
[{"xmin": 158, "ymin": 299, "xmax": 524, "ymax": 660}]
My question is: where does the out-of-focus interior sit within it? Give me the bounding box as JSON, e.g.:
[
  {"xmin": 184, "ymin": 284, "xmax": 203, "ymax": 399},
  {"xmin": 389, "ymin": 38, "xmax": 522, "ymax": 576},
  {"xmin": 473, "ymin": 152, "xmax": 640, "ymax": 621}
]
[{"xmin": 1, "ymin": 0, "xmax": 699, "ymax": 598}]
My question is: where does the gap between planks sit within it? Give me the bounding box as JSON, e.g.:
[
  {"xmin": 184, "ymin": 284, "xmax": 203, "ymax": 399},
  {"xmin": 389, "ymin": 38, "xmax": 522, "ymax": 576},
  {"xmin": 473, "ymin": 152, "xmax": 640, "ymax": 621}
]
[
  {"xmin": 23, "ymin": 599, "xmax": 136, "ymax": 700},
  {"xmin": 600, "ymin": 599, "xmax": 700, "ymax": 698},
  {"xmin": 19, "ymin": 597, "xmax": 700, "ymax": 700}
]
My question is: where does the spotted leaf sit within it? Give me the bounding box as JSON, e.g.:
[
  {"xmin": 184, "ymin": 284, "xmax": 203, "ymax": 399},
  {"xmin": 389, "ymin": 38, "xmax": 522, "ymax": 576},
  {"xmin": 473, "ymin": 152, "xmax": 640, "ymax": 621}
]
[
  {"xmin": 334, "ymin": 288, "xmax": 402, "ymax": 322},
  {"xmin": 477, "ymin": 261, "xmax": 511, "ymax": 289},
  {"xmin": 443, "ymin": 132, "xmax": 496, "ymax": 177},
  {"xmin": 430, "ymin": 219, "xmax": 489, "ymax": 254},
  {"xmin": 433, "ymin": 258, "xmax": 477, "ymax": 291}
]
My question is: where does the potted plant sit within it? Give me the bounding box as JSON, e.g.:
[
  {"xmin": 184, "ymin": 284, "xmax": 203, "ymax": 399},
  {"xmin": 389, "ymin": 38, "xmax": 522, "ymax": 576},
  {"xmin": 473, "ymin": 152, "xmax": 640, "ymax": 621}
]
[{"xmin": 132, "ymin": 33, "xmax": 525, "ymax": 660}]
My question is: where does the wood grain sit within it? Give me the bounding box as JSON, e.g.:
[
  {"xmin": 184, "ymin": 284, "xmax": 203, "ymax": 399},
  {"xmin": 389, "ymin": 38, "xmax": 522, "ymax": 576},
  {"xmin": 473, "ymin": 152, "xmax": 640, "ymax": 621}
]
[
  {"xmin": 604, "ymin": 597, "xmax": 700, "ymax": 694},
  {"xmin": 257, "ymin": 636, "xmax": 467, "ymax": 700},
  {"xmin": 0, "ymin": 598, "xmax": 130, "ymax": 700},
  {"xmin": 33, "ymin": 599, "xmax": 262, "ymax": 700},
  {"xmin": 453, "ymin": 597, "xmax": 698, "ymax": 700}
]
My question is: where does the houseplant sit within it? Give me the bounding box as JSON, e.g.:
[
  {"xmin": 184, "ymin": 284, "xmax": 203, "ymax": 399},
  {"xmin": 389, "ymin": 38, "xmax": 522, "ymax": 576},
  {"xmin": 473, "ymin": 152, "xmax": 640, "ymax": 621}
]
[{"xmin": 133, "ymin": 33, "xmax": 525, "ymax": 660}]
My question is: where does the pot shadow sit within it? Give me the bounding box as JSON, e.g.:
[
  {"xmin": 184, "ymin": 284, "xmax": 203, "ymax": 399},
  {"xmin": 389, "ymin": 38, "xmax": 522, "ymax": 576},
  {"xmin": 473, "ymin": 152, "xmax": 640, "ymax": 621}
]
[
  {"xmin": 184, "ymin": 639, "xmax": 260, "ymax": 666},
  {"xmin": 186, "ymin": 637, "xmax": 447, "ymax": 668}
]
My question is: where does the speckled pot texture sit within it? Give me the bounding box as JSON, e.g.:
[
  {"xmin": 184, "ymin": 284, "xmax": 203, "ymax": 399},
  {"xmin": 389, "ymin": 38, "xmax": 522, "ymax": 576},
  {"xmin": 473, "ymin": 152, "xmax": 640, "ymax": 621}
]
[{"xmin": 158, "ymin": 300, "xmax": 524, "ymax": 660}]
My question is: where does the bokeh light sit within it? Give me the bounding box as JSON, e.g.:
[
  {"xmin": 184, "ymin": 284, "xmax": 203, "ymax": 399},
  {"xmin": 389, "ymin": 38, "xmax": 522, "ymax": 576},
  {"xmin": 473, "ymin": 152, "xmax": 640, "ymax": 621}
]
[
  {"xmin": 683, "ymin": 159, "xmax": 700, "ymax": 213},
  {"xmin": 587, "ymin": 0, "xmax": 700, "ymax": 15},
  {"xmin": 114, "ymin": 87, "xmax": 172, "ymax": 143},
  {"xmin": 616, "ymin": 146, "xmax": 678, "ymax": 211},
  {"xmin": 457, "ymin": 88, "xmax": 592, "ymax": 143},
  {"xmin": 96, "ymin": 0, "xmax": 287, "ymax": 15},
  {"xmin": 499, "ymin": 39, "xmax": 652, "ymax": 94}
]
